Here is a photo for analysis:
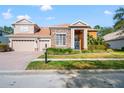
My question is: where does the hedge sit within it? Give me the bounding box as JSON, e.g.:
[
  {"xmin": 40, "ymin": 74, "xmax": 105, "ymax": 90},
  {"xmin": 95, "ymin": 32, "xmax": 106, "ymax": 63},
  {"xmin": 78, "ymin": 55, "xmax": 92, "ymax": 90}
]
[
  {"xmin": 47, "ymin": 48, "xmax": 80, "ymax": 55},
  {"xmin": 88, "ymin": 45, "xmax": 107, "ymax": 50},
  {"xmin": 0, "ymin": 44, "xmax": 9, "ymax": 52}
]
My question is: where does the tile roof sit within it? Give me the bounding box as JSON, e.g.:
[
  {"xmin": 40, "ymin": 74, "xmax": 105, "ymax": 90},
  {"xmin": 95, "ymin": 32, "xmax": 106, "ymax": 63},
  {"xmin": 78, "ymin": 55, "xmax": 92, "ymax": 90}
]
[
  {"xmin": 104, "ymin": 30, "xmax": 124, "ymax": 41},
  {"xmin": 35, "ymin": 27, "xmax": 50, "ymax": 37}
]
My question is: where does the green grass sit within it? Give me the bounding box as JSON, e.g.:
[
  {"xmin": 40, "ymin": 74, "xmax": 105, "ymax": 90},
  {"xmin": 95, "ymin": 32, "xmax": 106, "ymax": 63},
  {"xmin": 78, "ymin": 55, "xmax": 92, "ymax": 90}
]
[
  {"xmin": 26, "ymin": 60, "xmax": 124, "ymax": 70},
  {"xmin": 39, "ymin": 51, "xmax": 124, "ymax": 59}
]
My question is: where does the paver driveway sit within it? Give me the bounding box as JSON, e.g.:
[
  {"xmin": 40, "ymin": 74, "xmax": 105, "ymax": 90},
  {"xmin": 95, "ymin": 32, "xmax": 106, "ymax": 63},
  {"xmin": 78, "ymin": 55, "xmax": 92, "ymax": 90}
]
[{"xmin": 0, "ymin": 51, "xmax": 41, "ymax": 70}]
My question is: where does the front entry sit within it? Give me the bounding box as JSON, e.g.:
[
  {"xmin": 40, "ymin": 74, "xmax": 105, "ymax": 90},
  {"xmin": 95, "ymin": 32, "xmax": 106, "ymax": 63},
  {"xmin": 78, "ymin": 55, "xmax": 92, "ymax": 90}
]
[{"xmin": 74, "ymin": 30, "xmax": 84, "ymax": 50}]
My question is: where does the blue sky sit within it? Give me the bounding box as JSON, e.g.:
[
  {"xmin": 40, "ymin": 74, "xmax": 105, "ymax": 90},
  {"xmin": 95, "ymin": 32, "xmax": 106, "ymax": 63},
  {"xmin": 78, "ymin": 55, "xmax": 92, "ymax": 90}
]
[{"xmin": 0, "ymin": 5, "xmax": 124, "ymax": 27}]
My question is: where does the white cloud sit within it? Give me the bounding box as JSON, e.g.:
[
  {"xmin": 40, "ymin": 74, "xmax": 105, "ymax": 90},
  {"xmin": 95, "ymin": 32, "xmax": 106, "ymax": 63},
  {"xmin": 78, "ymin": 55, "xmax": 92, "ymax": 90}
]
[
  {"xmin": 104, "ymin": 10, "xmax": 113, "ymax": 15},
  {"xmin": 17, "ymin": 14, "xmax": 31, "ymax": 20},
  {"xmin": 2, "ymin": 9, "xmax": 13, "ymax": 20},
  {"xmin": 46, "ymin": 16, "xmax": 55, "ymax": 20},
  {"xmin": 40, "ymin": 5, "xmax": 52, "ymax": 11}
]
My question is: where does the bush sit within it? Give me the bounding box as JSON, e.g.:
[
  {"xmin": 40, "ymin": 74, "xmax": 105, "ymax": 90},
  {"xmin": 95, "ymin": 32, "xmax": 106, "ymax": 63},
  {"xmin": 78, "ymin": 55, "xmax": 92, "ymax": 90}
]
[
  {"xmin": 0, "ymin": 44, "xmax": 9, "ymax": 52},
  {"xmin": 121, "ymin": 47, "xmax": 124, "ymax": 51},
  {"xmin": 47, "ymin": 48, "xmax": 73, "ymax": 55},
  {"xmin": 71, "ymin": 50, "xmax": 81, "ymax": 54},
  {"xmin": 88, "ymin": 45, "xmax": 107, "ymax": 50},
  {"xmin": 81, "ymin": 49, "xmax": 106, "ymax": 53},
  {"xmin": 106, "ymin": 49, "xmax": 113, "ymax": 53},
  {"xmin": 82, "ymin": 50, "xmax": 92, "ymax": 53}
]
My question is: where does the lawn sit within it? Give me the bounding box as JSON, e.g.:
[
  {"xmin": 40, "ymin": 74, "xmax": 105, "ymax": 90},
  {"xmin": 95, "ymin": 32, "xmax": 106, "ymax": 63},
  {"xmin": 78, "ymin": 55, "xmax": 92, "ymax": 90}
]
[
  {"xmin": 39, "ymin": 51, "xmax": 124, "ymax": 59},
  {"xmin": 26, "ymin": 60, "xmax": 124, "ymax": 70}
]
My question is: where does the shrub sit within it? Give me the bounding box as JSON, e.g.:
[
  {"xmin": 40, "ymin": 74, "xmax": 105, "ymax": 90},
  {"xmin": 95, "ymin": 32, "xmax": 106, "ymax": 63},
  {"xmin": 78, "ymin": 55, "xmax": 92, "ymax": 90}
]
[
  {"xmin": 71, "ymin": 50, "xmax": 81, "ymax": 54},
  {"xmin": 82, "ymin": 50, "xmax": 92, "ymax": 53},
  {"xmin": 106, "ymin": 49, "xmax": 113, "ymax": 53},
  {"xmin": 47, "ymin": 48, "xmax": 73, "ymax": 55},
  {"xmin": 121, "ymin": 47, "xmax": 124, "ymax": 51},
  {"xmin": 0, "ymin": 44, "xmax": 9, "ymax": 52},
  {"xmin": 81, "ymin": 49, "xmax": 106, "ymax": 53},
  {"xmin": 88, "ymin": 45, "xmax": 107, "ymax": 50}
]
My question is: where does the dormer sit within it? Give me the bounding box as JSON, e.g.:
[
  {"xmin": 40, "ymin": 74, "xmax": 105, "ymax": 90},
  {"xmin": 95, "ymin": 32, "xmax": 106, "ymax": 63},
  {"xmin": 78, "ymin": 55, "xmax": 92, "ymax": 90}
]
[{"xmin": 12, "ymin": 19, "xmax": 40, "ymax": 34}]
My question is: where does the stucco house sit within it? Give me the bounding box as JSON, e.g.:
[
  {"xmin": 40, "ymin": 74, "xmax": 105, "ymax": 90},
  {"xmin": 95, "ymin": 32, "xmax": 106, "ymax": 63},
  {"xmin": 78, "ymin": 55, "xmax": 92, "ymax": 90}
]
[
  {"xmin": 8, "ymin": 19, "xmax": 97, "ymax": 51},
  {"xmin": 103, "ymin": 30, "xmax": 124, "ymax": 49}
]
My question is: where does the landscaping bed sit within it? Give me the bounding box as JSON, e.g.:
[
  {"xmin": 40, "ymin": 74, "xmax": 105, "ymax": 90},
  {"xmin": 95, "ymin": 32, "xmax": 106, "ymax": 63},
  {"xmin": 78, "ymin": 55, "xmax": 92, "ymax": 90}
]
[{"xmin": 26, "ymin": 60, "xmax": 124, "ymax": 70}]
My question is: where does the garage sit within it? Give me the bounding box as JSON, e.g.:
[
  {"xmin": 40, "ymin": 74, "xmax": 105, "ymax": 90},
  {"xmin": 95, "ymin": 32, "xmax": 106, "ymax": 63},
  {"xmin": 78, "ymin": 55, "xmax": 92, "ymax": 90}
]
[
  {"xmin": 12, "ymin": 40, "xmax": 35, "ymax": 51},
  {"xmin": 39, "ymin": 39, "xmax": 51, "ymax": 51}
]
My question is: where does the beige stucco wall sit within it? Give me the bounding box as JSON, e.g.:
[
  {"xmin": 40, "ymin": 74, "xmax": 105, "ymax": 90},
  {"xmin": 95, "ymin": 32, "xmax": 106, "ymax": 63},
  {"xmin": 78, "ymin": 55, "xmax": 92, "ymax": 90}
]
[{"xmin": 14, "ymin": 24, "xmax": 34, "ymax": 34}]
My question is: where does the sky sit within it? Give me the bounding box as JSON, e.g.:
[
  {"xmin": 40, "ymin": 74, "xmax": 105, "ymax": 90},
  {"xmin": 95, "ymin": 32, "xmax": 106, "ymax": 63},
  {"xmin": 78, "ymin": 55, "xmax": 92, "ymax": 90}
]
[{"xmin": 0, "ymin": 5, "xmax": 124, "ymax": 27}]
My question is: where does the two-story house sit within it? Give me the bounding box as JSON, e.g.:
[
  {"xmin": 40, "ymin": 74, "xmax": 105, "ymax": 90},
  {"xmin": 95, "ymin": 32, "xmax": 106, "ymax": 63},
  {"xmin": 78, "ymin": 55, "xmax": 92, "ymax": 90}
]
[{"xmin": 8, "ymin": 19, "xmax": 97, "ymax": 51}]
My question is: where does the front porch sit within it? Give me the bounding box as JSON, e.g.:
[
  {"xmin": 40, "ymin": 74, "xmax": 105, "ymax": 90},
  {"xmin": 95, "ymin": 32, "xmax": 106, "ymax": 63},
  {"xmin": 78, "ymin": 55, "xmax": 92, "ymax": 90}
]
[{"xmin": 71, "ymin": 28, "xmax": 88, "ymax": 50}]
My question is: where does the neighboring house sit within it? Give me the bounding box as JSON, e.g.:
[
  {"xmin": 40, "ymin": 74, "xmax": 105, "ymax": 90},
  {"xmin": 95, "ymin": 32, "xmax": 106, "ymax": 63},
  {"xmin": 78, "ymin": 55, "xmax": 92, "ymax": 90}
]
[
  {"xmin": 0, "ymin": 29, "xmax": 9, "ymax": 44},
  {"xmin": 103, "ymin": 30, "xmax": 124, "ymax": 49},
  {"xmin": 8, "ymin": 19, "xmax": 97, "ymax": 51}
]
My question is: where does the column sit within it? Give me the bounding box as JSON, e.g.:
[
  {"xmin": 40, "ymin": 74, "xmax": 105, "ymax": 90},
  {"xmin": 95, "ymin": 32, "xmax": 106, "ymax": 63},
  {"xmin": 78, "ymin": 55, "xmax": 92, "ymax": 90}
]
[
  {"xmin": 71, "ymin": 28, "xmax": 75, "ymax": 49},
  {"xmin": 83, "ymin": 29, "xmax": 88, "ymax": 50},
  {"xmin": 9, "ymin": 38, "xmax": 12, "ymax": 48}
]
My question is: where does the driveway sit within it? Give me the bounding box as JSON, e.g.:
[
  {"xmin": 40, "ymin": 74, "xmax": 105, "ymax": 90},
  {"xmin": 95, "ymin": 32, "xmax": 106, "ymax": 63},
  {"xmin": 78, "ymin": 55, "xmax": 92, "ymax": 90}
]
[{"xmin": 0, "ymin": 51, "xmax": 41, "ymax": 70}]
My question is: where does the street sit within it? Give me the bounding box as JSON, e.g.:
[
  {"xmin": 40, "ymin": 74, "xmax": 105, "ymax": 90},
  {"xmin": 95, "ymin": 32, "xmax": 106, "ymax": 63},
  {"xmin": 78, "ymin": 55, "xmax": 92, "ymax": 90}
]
[{"xmin": 0, "ymin": 70, "xmax": 124, "ymax": 88}]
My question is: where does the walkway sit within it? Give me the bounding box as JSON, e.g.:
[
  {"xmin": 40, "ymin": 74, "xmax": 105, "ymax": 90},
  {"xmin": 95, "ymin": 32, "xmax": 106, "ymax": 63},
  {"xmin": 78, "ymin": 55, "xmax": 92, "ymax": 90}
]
[{"xmin": 33, "ymin": 58, "xmax": 124, "ymax": 61}]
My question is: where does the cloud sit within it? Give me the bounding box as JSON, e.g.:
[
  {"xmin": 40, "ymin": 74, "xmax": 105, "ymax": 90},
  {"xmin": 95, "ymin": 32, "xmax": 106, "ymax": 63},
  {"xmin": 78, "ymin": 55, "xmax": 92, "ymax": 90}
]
[
  {"xmin": 40, "ymin": 5, "xmax": 52, "ymax": 11},
  {"xmin": 17, "ymin": 14, "xmax": 31, "ymax": 20},
  {"xmin": 46, "ymin": 16, "xmax": 55, "ymax": 20},
  {"xmin": 2, "ymin": 9, "xmax": 13, "ymax": 20},
  {"xmin": 104, "ymin": 10, "xmax": 113, "ymax": 15}
]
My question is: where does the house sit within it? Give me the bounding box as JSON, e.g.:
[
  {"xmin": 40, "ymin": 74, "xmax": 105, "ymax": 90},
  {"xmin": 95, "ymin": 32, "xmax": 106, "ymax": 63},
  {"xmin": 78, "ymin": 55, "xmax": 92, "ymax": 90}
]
[
  {"xmin": 103, "ymin": 30, "xmax": 124, "ymax": 49},
  {"xmin": 0, "ymin": 28, "xmax": 9, "ymax": 44},
  {"xmin": 8, "ymin": 19, "xmax": 97, "ymax": 51}
]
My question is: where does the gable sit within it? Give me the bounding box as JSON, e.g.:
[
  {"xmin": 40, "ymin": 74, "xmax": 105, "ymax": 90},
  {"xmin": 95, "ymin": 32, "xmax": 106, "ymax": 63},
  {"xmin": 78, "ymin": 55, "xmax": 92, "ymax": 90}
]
[
  {"xmin": 70, "ymin": 20, "xmax": 90, "ymax": 27},
  {"xmin": 14, "ymin": 19, "xmax": 34, "ymax": 24}
]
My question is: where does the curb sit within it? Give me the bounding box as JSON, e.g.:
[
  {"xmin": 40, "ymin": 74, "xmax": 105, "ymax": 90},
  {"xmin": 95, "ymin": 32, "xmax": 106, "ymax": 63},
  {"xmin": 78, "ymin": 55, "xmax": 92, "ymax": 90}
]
[{"xmin": 0, "ymin": 69, "xmax": 124, "ymax": 75}]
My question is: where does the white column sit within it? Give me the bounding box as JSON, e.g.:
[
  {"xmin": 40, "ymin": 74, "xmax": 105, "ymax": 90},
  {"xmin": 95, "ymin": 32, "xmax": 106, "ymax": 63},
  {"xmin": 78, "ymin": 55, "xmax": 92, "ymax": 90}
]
[
  {"xmin": 71, "ymin": 28, "xmax": 75, "ymax": 49},
  {"xmin": 83, "ymin": 29, "xmax": 88, "ymax": 50},
  {"xmin": 9, "ymin": 38, "xmax": 12, "ymax": 48}
]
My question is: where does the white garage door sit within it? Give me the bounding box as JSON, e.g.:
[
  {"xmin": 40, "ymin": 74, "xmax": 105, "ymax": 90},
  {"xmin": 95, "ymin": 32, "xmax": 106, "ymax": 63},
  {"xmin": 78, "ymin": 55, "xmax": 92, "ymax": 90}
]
[
  {"xmin": 12, "ymin": 40, "xmax": 35, "ymax": 51},
  {"xmin": 39, "ymin": 39, "xmax": 51, "ymax": 51}
]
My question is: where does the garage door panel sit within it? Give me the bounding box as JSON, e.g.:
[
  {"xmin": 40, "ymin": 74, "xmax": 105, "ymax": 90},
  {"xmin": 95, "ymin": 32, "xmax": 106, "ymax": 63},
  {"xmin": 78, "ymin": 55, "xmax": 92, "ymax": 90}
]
[
  {"xmin": 12, "ymin": 40, "xmax": 34, "ymax": 51},
  {"xmin": 39, "ymin": 39, "xmax": 51, "ymax": 51}
]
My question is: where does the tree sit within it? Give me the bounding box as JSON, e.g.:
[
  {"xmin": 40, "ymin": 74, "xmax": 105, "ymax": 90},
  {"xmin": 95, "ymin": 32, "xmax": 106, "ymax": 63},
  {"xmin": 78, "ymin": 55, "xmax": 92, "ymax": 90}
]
[
  {"xmin": 0, "ymin": 26, "xmax": 13, "ymax": 34},
  {"xmin": 94, "ymin": 25, "xmax": 115, "ymax": 37},
  {"xmin": 113, "ymin": 7, "xmax": 124, "ymax": 30}
]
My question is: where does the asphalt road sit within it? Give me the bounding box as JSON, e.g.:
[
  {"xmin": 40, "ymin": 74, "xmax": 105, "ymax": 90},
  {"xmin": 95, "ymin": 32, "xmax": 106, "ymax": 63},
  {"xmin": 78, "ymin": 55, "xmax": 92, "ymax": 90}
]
[{"xmin": 0, "ymin": 70, "xmax": 124, "ymax": 88}]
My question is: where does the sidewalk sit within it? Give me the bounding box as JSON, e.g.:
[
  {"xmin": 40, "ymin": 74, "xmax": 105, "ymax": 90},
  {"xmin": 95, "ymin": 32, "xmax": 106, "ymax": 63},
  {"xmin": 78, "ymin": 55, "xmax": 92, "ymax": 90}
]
[{"xmin": 33, "ymin": 58, "xmax": 124, "ymax": 61}]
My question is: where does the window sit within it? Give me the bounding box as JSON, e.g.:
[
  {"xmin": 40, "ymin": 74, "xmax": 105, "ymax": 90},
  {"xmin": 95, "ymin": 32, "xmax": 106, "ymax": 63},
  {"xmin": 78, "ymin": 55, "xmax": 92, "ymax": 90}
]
[
  {"xmin": 20, "ymin": 26, "xmax": 28, "ymax": 32},
  {"xmin": 56, "ymin": 33, "xmax": 66, "ymax": 45}
]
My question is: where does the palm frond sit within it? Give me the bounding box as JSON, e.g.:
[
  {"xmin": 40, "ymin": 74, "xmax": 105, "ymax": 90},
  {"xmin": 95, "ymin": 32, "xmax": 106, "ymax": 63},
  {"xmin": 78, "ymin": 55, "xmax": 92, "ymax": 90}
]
[{"xmin": 114, "ymin": 19, "xmax": 124, "ymax": 30}]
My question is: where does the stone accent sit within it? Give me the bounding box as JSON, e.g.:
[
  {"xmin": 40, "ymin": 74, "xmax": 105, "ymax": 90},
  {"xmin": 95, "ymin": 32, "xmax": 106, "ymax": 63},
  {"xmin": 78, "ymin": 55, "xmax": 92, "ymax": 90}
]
[{"xmin": 50, "ymin": 28, "xmax": 71, "ymax": 48}]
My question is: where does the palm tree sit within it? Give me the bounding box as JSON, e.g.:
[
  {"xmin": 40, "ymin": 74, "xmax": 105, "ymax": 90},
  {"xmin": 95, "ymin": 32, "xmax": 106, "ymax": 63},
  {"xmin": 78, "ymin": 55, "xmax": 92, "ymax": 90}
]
[{"xmin": 113, "ymin": 7, "xmax": 124, "ymax": 30}]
